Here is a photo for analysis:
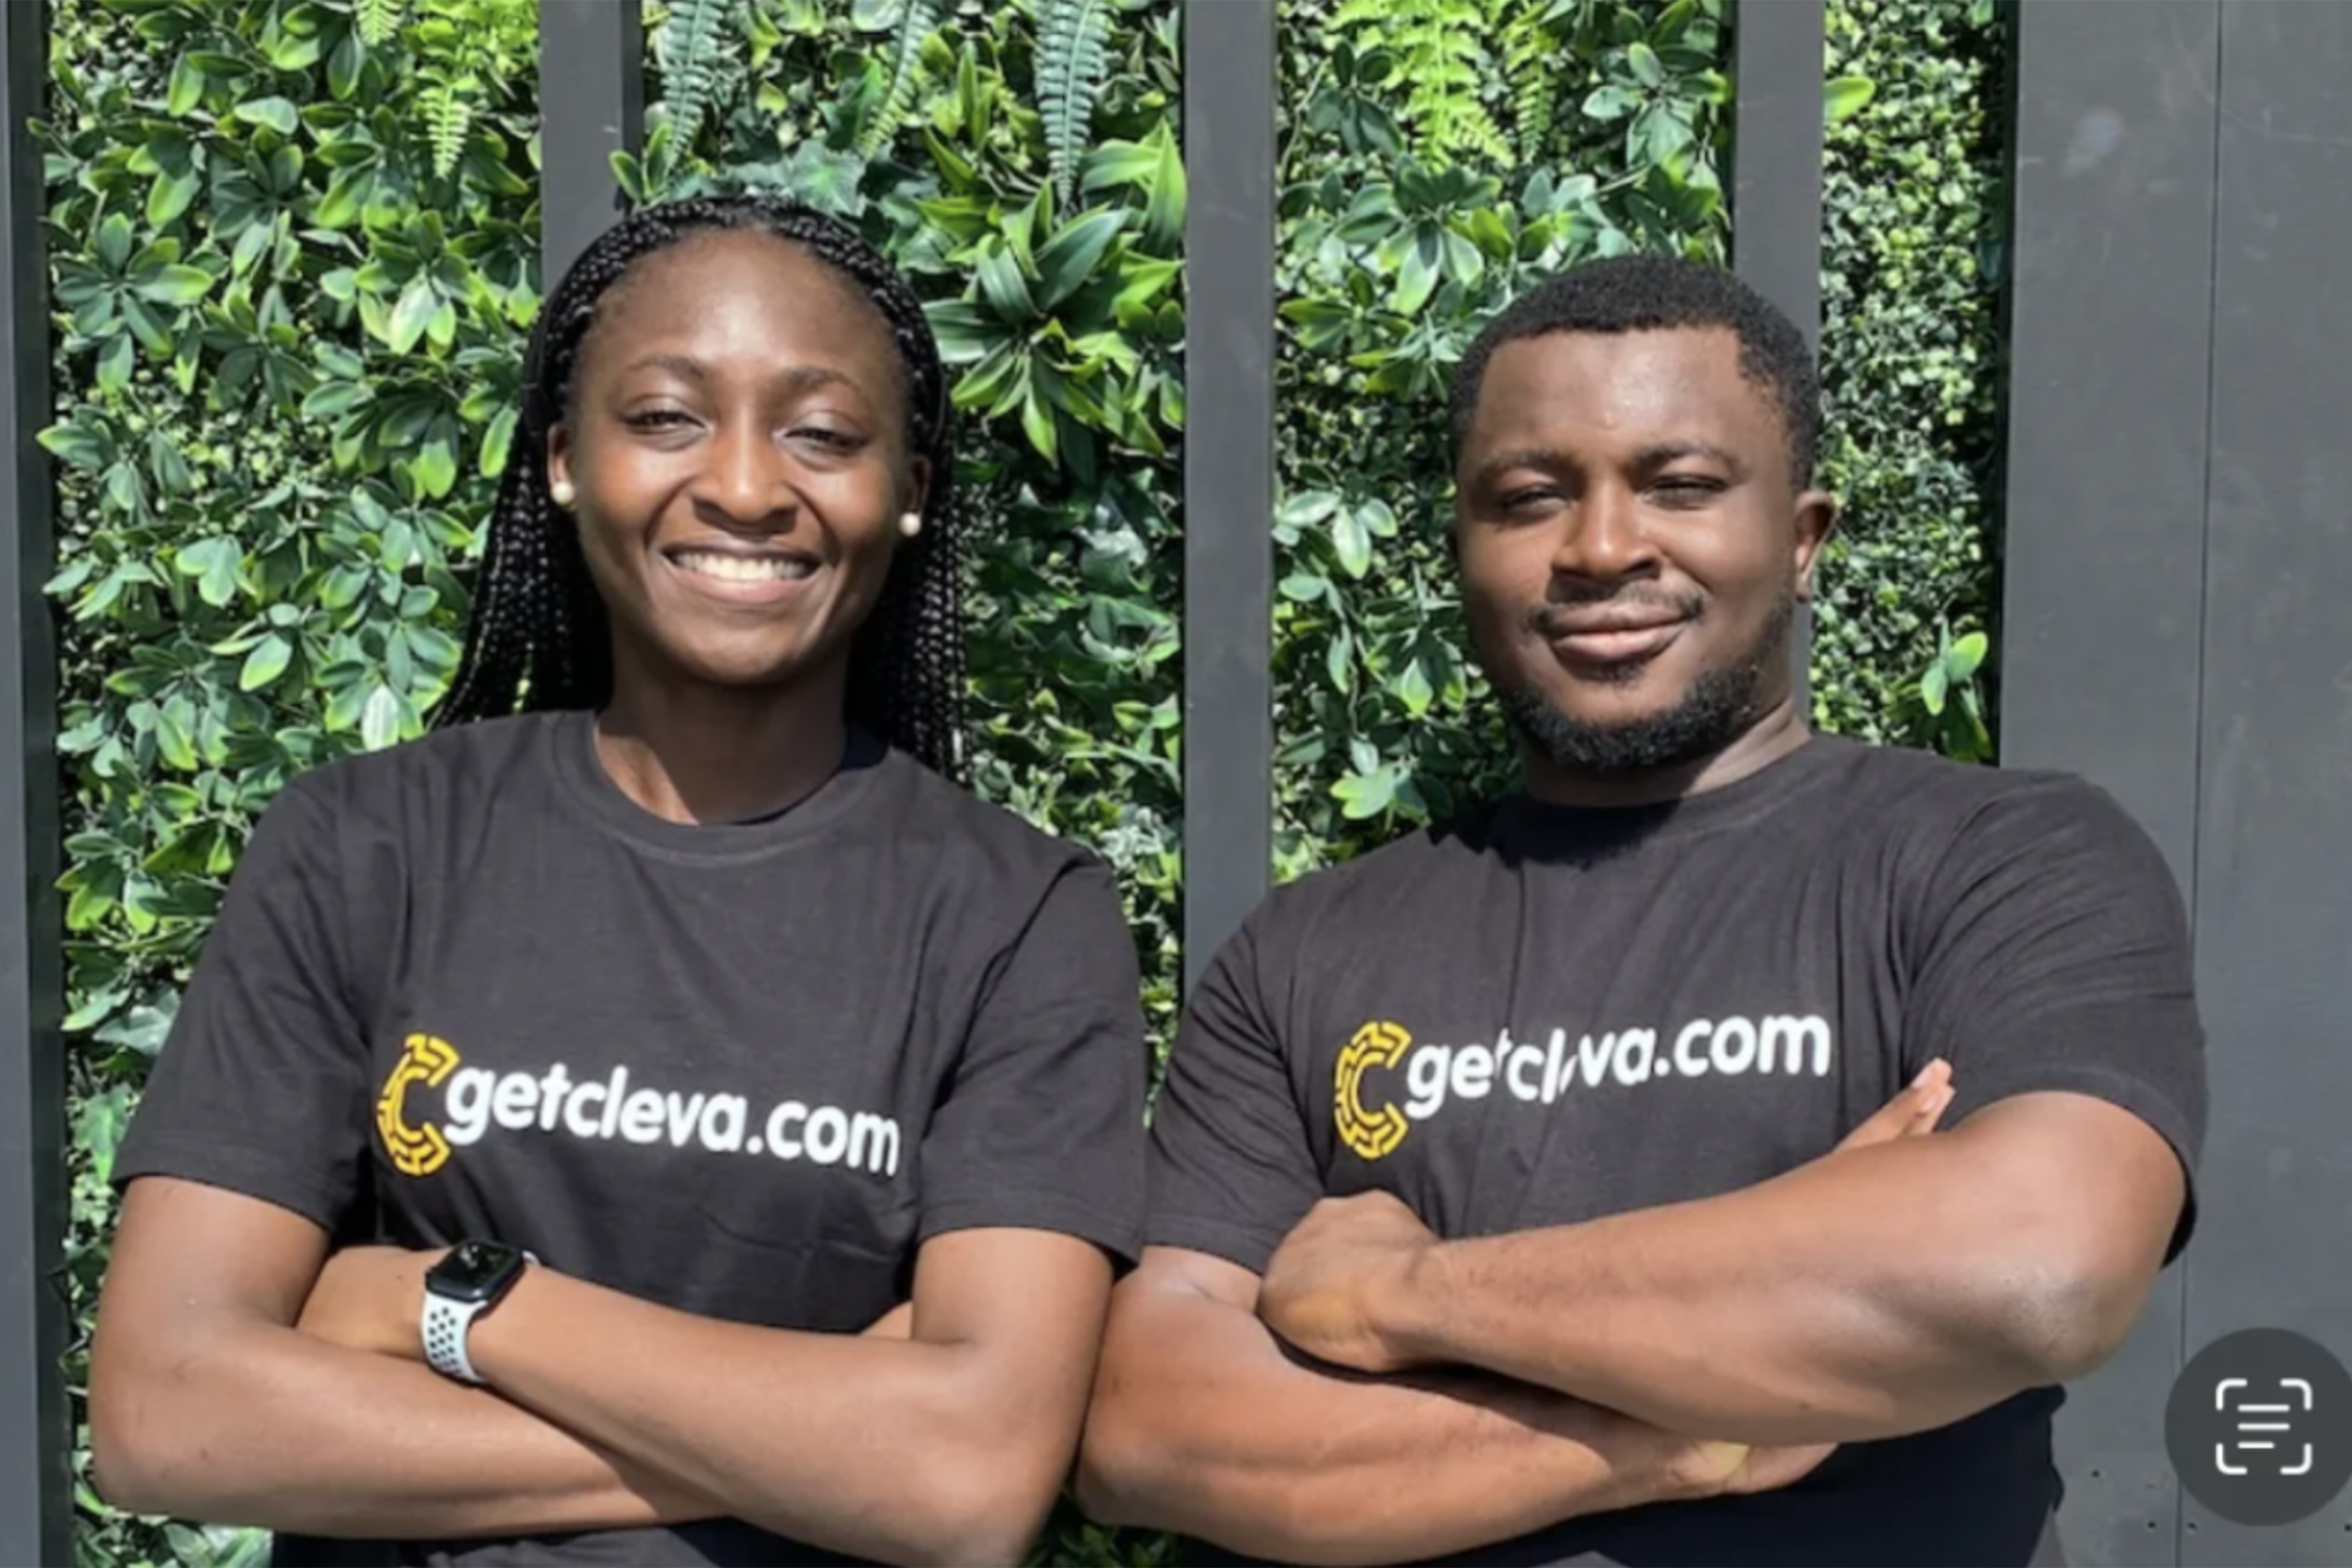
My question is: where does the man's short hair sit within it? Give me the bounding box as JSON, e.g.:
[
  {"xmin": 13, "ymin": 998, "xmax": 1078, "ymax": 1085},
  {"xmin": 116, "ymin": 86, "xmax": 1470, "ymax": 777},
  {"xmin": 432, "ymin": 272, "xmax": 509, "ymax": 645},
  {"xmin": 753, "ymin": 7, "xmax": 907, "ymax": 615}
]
[{"xmin": 1449, "ymin": 254, "xmax": 1821, "ymax": 488}]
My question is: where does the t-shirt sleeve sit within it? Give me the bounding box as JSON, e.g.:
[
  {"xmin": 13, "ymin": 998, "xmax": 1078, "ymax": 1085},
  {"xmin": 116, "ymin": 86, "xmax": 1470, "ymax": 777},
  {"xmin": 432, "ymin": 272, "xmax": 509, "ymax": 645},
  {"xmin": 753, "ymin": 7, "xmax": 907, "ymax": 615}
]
[
  {"xmin": 917, "ymin": 858, "xmax": 1149, "ymax": 1264},
  {"xmin": 114, "ymin": 775, "xmax": 377, "ymax": 1232},
  {"xmin": 1903, "ymin": 777, "xmax": 2207, "ymax": 1259},
  {"xmin": 1143, "ymin": 905, "xmax": 1324, "ymax": 1275}
]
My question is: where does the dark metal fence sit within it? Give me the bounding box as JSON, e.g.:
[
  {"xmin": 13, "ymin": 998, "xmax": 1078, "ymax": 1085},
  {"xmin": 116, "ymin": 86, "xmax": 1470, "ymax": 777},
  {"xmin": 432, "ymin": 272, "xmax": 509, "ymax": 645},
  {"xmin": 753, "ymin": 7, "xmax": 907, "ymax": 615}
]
[{"xmin": 13, "ymin": 3, "xmax": 2348, "ymax": 1564}]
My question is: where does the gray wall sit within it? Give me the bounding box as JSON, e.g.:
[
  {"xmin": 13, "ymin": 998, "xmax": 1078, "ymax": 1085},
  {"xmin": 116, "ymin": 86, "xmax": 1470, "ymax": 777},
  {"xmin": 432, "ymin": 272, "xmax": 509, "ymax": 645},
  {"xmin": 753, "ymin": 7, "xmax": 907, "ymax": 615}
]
[{"xmin": 2005, "ymin": 4, "xmax": 2352, "ymax": 1564}]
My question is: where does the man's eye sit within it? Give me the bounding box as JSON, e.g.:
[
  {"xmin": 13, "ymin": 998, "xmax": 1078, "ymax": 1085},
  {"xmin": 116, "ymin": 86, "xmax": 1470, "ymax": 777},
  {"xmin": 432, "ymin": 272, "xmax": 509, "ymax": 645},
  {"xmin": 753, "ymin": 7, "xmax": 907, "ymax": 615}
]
[
  {"xmin": 624, "ymin": 408, "xmax": 692, "ymax": 430},
  {"xmin": 1650, "ymin": 477, "xmax": 1722, "ymax": 505},
  {"xmin": 1500, "ymin": 487, "xmax": 1563, "ymax": 511},
  {"xmin": 793, "ymin": 427, "xmax": 865, "ymax": 453}
]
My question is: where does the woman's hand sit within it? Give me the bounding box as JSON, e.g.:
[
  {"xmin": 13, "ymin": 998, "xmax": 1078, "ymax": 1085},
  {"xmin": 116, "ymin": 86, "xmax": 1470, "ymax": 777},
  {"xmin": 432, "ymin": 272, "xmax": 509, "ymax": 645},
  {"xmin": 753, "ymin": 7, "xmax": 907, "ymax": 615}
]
[{"xmin": 296, "ymin": 1245, "xmax": 443, "ymax": 1363}]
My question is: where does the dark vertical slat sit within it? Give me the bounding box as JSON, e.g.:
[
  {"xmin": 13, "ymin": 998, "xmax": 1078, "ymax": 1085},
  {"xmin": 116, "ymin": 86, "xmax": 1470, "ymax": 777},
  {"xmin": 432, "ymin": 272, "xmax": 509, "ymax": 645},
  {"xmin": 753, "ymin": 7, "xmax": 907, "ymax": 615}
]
[
  {"xmin": 0, "ymin": 1, "xmax": 67, "ymax": 1562},
  {"xmin": 1180, "ymin": 0, "xmax": 1274, "ymax": 993},
  {"xmin": 2186, "ymin": 4, "xmax": 2352, "ymax": 1562},
  {"xmin": 2001, "ymin": 4, "xmax": 2221, "ymax": 1563},
  {"xmin": 1729, "ymin": 0, "xmax": 1821, "ymax": 708},
  {"xmin": 540, "ymin": 0, "xmax": 644, "ymax": 287}
]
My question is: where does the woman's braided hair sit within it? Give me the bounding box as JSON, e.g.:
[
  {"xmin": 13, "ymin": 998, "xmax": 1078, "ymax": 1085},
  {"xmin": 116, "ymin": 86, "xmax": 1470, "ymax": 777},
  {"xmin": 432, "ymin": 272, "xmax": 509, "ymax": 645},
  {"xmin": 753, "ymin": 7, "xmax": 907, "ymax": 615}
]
[{"xmin": 437, "ymin": 194, "xmax": 967, "ymax": 782}]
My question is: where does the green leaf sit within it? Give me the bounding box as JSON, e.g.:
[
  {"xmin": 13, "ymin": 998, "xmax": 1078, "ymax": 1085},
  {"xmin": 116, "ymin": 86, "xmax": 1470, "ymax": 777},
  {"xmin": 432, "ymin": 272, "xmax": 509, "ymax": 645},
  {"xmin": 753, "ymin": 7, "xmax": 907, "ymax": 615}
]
[
  {"xmin": 39, "ymin": 421, "xmax": 108, "ymax": 470},
  {"xmin": 167, "ymin": 53, "xmax": 206, "ymax": 118},
  {"xmin": 1334, "ymin": 766, "xmax": 1397, "ymax": 820},
  {"xmin": 1034, "ymin": 210, "xmax": 1126, "ymax": 311},
  {"xmin": 148, "ymin": 168, "xmax": 202, "ymax": 228},
  {"xmin": 329, "ymin": 30, "xmax": 367, "ymax": 100},
  {"xmin": 234, "ymin": 97, "xmax": 301, "ymax": 135},
  {"xmin": 411, "ymin": 433, "xmax": 458, "ymax": 498},
  {"xmin": 1392, "ymin": 236, "xmax": 1441, "ymax": 316},
  {"xmin": 153, "ymin": 702, "xmax": 197, "ymax": 771},
  {"xmin": 924, "ymin": 301, "xmax": 999, "ymax": 364},
  {"xmin": 480, "ymin": 406, "xmax": 517, "ymax": 477},
  {"xmin": 1020, "ymin": 382, "xmax": 1060, "ymax": 463},
  {"xmin": 176, "ymin": 537, "xmax": 243, "ymax": 607},
  {"xmin": 1279, "ymin": 572, "xmax": 1326, "ymax": 603},
  {"xmin": 1396, "ymin": 656, "xmax": 1434, "ymax": 716},
  {"xmin": 1142, "ymin": 123, "xmax": 1185, "ymax": 252},
  {"xmin": 1038, "ymin": 0, "xmax": 1113, "ymax": 205},
  {"xmin": 1628, "ymin": 41, "xmax": 1664, "ymax": 88},
  {"xmin": 96, "ymin": 213, "xmax": 135, "ymax": 274},
  {"xmin": 95, "ymin": 334, "xmax": 135, "ymax": 395},
  {"xmin": 387, "ymin": 275, "xmax": 438, "ymax": 354},
  {"xmin": 1083, "ymin": 138, "xmax": 1157, "ymax": 192},
  {"xmin": 361, "ymin": 684, "xmax": 402, "ymax": 751},
  {"xmin": 1582, "ymin": 84, "xmax": 1638, "ymax": 121},
  {"xmin": 134, "ymin": 264, "xmax": 214, "ymax": 304},
  {"xmin": 301, "ymin": 381, "xmax": 371, "ymax": 418},
  {"xmin": 1920, "ymin": 658, "xmax": 1950, "ymax": 716},
  {"xmin": 976, "ymin": 247, "xmax": 1036, "ymax": 323},
  {"xmin": 1331, "ymin": 505, "xmax": 1373, "ymax": 579},
  {"xmin": 239, "ymin": 634, "xmax": 294, "ymax": 691},
  {"xmin": 1948, "ymin": 630, "xmax": 1989, "ymax": 679},
  {"xmin": 1825, "ymin": 75, "xmax": 1876, "ymax": 125}
]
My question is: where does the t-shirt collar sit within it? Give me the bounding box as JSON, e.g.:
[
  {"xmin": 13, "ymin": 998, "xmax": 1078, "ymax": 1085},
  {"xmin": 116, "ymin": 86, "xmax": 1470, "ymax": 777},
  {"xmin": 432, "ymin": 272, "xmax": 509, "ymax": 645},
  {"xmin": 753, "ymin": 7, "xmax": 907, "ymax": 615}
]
[{"xmin": 545, "ymin": 708, "xmax": 893, "ymax": 861}]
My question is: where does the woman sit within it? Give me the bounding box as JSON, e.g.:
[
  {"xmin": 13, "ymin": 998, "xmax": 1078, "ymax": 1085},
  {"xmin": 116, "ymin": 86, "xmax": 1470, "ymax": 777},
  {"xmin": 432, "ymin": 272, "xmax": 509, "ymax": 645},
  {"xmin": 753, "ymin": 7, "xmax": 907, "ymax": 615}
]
[{"xmin": 88, "ymin": 196, "xmax": 1148, "ymax": 1567}]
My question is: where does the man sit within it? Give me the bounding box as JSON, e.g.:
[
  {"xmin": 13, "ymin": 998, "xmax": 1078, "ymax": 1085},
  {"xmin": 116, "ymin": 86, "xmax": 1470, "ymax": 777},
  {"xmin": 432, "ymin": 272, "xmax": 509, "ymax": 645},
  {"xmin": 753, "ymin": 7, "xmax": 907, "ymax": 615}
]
[{"xmin": 1076, "ymin": 257, "xmax": 2203, "ymax": 1567}]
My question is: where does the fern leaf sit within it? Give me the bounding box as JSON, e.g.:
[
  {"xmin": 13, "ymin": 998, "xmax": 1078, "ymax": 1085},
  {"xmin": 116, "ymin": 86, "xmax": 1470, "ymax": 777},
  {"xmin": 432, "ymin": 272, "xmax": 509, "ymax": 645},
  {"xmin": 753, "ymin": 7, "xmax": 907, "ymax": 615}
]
[
  {"xmin": 857, "ymin": 0, "xmax": 944, "ymax": 160},
  {"xmin": 1037, "ymin": 0, "xmax": 1113, "ymax": 207},
  {"xmin": 425, "ymin": 83, "xmax": 472, "ymax": 180},
  {"xmin": 661, "ymin": 0, "xmax": 731, "ymax": 150},
  {"xmin": 1500, "ymin": 2, "xmax": 1567, "ymax": 161},
  {"xmin": 356, "ymin": 0, "xmax": 402, "ymax": 48}
]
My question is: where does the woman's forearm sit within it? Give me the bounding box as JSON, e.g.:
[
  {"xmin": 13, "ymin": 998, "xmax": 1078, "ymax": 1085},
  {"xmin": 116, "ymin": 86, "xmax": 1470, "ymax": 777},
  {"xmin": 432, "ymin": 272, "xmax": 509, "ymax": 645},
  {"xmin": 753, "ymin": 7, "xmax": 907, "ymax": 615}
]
[
  {"xmin": 91, "ymin": 1316, "xmax": 716, "ymax": 1538},
  {"xmin": 468, "ymin": 1266, "xmax": 1075, "ymax": 1567}
]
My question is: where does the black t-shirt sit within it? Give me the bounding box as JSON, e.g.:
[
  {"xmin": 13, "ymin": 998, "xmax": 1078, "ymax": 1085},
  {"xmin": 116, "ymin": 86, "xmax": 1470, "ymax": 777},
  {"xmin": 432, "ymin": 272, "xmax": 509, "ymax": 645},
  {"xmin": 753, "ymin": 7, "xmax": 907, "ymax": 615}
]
[
  {"xmin": 117, "ymin": 711, "xmax": 1150, "ymax": 1567},
  {"xmin": 1147, "ymin": 735, "xmax": 2204, "ymax": 1568}
]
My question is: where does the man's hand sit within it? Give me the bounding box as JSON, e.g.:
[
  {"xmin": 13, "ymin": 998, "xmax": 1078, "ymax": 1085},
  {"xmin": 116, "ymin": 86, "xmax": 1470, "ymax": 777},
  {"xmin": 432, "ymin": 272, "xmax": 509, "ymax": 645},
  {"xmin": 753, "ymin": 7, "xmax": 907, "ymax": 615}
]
[
  {"xmin": 1257, "ymin": 1190, "xmax": 1438, "ymax": 1375},
  {"xmin": 1835, "ymin": 1060, "xmax": 1953, "ymax": 1155},
  {"xmin": 296, "ymin": 1246, "xmax": 442, "ymax": 1363}
]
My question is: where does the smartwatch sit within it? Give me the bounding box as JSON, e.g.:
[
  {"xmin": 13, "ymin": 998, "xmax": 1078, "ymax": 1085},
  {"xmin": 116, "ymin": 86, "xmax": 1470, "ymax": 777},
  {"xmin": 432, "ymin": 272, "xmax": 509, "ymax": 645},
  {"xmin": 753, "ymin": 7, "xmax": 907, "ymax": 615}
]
[{"xmin": 421, "ymin": 1240, "xmax": 532, "ymax": 1385}]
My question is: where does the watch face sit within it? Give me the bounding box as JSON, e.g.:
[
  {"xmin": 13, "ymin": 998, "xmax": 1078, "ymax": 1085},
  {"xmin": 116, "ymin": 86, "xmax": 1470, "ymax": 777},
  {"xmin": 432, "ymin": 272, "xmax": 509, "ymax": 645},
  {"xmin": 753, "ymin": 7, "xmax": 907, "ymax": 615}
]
[{"xmin": 427, "ymin": 1241, "xmax": 525, "ymax": 1304}]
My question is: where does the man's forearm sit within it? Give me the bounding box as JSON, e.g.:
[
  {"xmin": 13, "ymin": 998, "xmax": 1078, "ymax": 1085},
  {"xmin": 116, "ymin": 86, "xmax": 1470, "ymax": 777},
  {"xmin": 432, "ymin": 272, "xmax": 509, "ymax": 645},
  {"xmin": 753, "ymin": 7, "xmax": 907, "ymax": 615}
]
[
  {"xmin": 93, "ymin": 1320, "xmax": 713, "ymax": 1538},
  {"xmin": 1381, "ymin": 1113, "xmax": 2155, "ymax": 1444},
  {"xmin": 1079, "ymin": 1282, "xmax": 1706, "ymax": 1566}
]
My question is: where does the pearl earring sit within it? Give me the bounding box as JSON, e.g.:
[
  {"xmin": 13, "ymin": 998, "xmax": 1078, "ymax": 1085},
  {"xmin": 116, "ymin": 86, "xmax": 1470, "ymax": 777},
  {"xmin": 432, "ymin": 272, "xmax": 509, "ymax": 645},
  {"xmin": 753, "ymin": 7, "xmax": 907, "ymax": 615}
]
[
  {"xmin": 549, "ymin": 478, "xmax": 576, "ymax": 509},
  {"xmin": 899, "ymin": 511, "xmax": 923, "ymax": 539}
]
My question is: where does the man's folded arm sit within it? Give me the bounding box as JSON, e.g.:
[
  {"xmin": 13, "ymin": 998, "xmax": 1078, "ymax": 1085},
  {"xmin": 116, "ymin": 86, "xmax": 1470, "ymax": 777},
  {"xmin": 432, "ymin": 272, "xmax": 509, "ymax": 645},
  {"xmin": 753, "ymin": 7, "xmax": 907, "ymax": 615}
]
[
  {"xmin": 1076, "ymin": 1245, "xmax": 1802, "ymax": 1567},
  {"xmin": 1360, "ymin": 1090, "xmax": 2186, "ymax": 1445}
]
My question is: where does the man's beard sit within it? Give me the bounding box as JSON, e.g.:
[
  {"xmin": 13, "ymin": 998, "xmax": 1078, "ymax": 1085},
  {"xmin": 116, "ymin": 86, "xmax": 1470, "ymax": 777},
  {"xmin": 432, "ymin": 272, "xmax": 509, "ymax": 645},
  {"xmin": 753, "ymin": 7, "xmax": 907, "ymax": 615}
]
[{"xmin": 1493, "ymin": 587, "xmax": 1796, "ymax": 776}]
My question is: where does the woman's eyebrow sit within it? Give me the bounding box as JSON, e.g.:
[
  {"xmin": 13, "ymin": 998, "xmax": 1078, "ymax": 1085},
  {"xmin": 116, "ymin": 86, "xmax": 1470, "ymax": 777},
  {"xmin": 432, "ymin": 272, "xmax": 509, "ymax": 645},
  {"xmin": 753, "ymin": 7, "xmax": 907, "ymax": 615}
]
[
  {"xmin": 617, "ymin": 351, "xmax": 708, "ymax": 381},
  {"xmin": 612, "ymin": 358, "xmax": 860, "ymax": 398}
]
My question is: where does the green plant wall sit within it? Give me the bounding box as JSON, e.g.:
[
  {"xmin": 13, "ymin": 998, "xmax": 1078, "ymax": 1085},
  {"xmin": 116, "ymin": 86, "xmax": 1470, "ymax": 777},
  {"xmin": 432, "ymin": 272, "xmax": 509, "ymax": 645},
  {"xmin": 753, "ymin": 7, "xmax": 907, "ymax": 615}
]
[
  {"xmin": 1812, "ymin": 0, "xmax": 2006, "ymax": 758},
  {"xmin": 45, "ymin": 0, "xmax": 538, "ymax": 1562}
]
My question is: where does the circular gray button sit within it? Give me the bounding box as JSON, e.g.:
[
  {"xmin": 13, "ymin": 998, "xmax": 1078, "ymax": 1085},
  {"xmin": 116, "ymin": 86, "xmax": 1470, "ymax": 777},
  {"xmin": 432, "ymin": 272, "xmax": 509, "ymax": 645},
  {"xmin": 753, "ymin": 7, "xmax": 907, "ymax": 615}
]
[{"xmin": 2167, "ymin": 1329, "xmax": 2352, "ymax": 1527}]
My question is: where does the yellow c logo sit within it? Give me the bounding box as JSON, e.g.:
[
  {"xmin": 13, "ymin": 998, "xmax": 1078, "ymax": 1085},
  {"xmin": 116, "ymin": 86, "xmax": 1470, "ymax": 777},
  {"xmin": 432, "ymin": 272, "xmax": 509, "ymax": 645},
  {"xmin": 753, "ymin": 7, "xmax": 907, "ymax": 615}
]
[
  {"xmin": 1335, "ymin": 1021, "xmax": 1411, "ymax": 1161},
  {"xmin": 377, "ymin": 1033, "xmax": 460, "ymax": 1177}
]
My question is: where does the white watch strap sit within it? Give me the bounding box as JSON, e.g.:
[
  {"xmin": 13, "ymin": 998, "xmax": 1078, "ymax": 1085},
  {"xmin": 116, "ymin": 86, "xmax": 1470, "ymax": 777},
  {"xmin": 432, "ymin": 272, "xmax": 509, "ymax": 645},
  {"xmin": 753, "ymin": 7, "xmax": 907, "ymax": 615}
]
[{"xmin": 422, "ymin": 1290, "xmax": 489, "ymax": 1384}]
